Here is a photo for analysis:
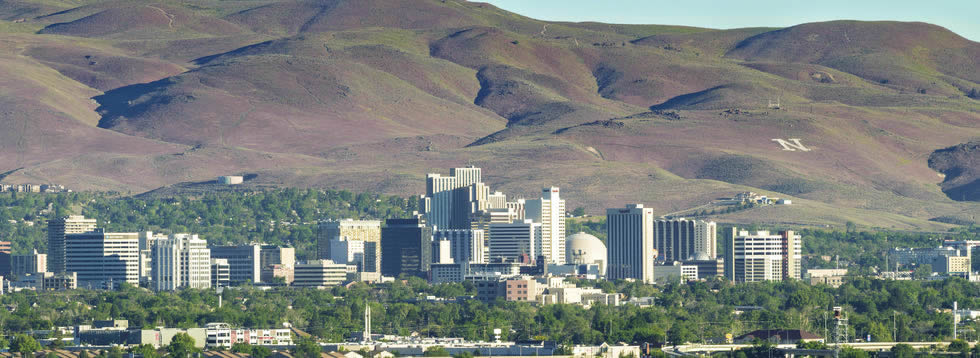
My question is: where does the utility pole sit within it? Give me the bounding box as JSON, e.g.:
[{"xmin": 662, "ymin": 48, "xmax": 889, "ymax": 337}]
[
  {"xmin": 953, "ymin": 301, "xmax": 958, "ymax": 340},
  {"xmin": 892, "ymin": 311, "xmax": 896, "ymax": 342}
]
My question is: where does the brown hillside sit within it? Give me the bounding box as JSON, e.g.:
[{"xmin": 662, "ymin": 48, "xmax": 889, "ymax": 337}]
[{"xmin": 0, "ymin": 0, "xmax": 978, "ymax": 229}]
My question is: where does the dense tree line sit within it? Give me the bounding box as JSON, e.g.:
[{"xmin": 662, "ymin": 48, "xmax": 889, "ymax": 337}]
[
  {"xmin": 2, "ymin": 276, "xmax": 979, "ymax": 346},
  {"xmin": 0, "ymin": 190, "xmax": 417, "ymax": 259}
]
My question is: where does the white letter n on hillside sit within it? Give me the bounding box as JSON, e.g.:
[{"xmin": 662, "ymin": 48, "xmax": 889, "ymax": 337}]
[{"xmin": 771, "ymin": 138, "xmax": 811, "ymax": 152}]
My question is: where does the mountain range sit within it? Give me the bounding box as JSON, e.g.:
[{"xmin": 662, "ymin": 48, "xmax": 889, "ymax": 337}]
[{"xmin": 1, "ymin": 0, "xmax": 978, "ymax": 230}]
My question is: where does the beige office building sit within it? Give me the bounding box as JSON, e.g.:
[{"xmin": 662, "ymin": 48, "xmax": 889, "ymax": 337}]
[{"xmin": 318, "ymin": 219, "xmax": 381, "ymax": 273}]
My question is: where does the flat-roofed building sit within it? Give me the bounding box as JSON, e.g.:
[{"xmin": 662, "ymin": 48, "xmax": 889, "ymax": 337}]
[
  {"xmin": 318, "ymin": 219, "xmax": 381, "ymax": 273},
  {"xmin": 606, "ymin": 204, "xmax": 655, "ymax": 283},
  {"xmin": 489, "ymin": 220, "xmax": 540, "ymax": 263},
  {"xmin": 11, "ymin": 250, "xmax": 47, "ymax": 276},
  {"xmin": 724, "ymin": 229, "xmax": 802, "ymax": 283},
  {"xmin": 47, "ymin": 215, "xmax": 97, "ymax": 273},
  {"xmin": 66, "ymin": 229, "xmax": 140, "ymax": 288},
  {"xmin": 210, "ymin": 245, "xmax": 261, "ymax": 285},
  {"xmin": 293, "ymin": 260, "xmax": 348, "ymax": 287},
  {"xmin": 152, "ymin": 234, "xmax": 211, "ymax": 291}
]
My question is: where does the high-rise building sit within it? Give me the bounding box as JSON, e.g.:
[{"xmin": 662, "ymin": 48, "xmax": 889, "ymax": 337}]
[
  {"xmin": 47, "ymin": 215, "xmax": 97, "ymax": 273},
  {"xmin": 210, "ymin": 245, "xmax": 261, "ymax": 285},
  {"xmin": 293, "ymin": 260, "xmax": 348, "ymax": 287},
  {"xmin": 434, "ymin": 229, "xmax": 486, "ymax": 264},
  {"xmin": 151, "ymin": 234, "xmax": 211, "ymax": 291},
  {"xmin": 381, "ymin": 215, "xmax": 433, "ymax": 278},
  {"xmin": 11, "ymin": 250, "xmax": 47, "ymax": 276},
  {"xmin": 725, "ymin": 229, "xmax": 802, "ymax": 282},
  {"xmin": 259, "ymin": 246, "xmax": 295, "ymax": 283},
  {"xmin": 488, "ymin": 220, "xmax": 541, "ymax": 263},
  {"xmin": 526, "ymin": 187, "xmax": 566, "ymax": 264},
  {"xmin": 211, "ymin": 258, "xmax": 230, "ymax": 288},
  {"xmin": 606, "ymin": 204, "xmax": 655, "ymax": 283},
  {"xmin": 653, "ymin": 218, "xmax": 717, "ymax": 262},
  {"xmin": 421, "ymin": 166, "xmax": 483, "ymax": 230},
  {"xmin": 0, "ymin": 241, "xmax": 10, "ymax": 277},
  {"xmin": 138, "ymin": 231, "xmax": 168, "ymax": 285},
  {"xmin": 433, "ymin": 239, "xmax": 453, "ymax": 264},
  {"xmin": 329, "ymin": 237, "xmax": 365, "ymax": 266},
  {"xmin": 65, "ymin": 229, "xmax": 140, "ymax": 288},
  {"xmin": 317, "ymin": 219, "xmax": 381, "ymax": 273}
]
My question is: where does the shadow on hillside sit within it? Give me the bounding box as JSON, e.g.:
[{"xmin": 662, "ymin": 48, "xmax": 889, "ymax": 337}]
[{"xmin": 92, "ymin": 78, "xmax": 177, "ymax": 129}]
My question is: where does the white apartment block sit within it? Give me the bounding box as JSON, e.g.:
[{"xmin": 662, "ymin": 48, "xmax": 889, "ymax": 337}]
[
  {"xmin": 606, "ymin": 204, "xmax": 656, "ymax": 283},
  {"xmin": 152, "ymin": 234, "xmax": 211, "ymax": 291}
]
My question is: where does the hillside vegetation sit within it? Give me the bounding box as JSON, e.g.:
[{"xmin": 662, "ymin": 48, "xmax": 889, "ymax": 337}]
[{"xmin": 0, "ymin": 0, "xmax": 978, "ymax": 229}]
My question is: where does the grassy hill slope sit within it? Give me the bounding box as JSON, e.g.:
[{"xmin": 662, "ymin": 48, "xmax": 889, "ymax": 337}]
[{"xmin": 0, "ymin": 0, "xmax": 978, "ymax": 230}]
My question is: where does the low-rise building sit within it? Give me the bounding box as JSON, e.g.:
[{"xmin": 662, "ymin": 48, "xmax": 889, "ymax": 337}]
[
  {"xmin": 205, "ymin": 322, "xmax": 293, "ymax": 348},
  {"xmin": 805, "ymin": 268, "xmax": 848, "ymax": 288},
  {"xmin": 430, "ymin": 261, "xmax": 522, "ymax": 284},
  {"xmin": 653, "ymin": 262, "xmax": 698, "ymax": 284},
  {"xmin": 293, "ymin": 260, "xmax": 348, "ymax": 287},
  {"xmin": 11, "ymin": 250, "xmax": 47, "ymax": 276}
]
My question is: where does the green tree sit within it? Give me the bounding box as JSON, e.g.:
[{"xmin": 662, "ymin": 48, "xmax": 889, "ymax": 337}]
[
  {"xmin": 293, "ymin": 338, "xmax": 321, "ymax": 358},
  {"xmin": 252, "ymin": 346, "xmax": 272, "ymax": 358},
  {"xmin": 452, "ymin": 351, "xmax": 474, "ymax": 358},
  {"xmin": 231, "ymin": 343, "xmax": 253, "ymax": 354},
  {"xmin": 131, "ymin": 344, "xmax": 161, "ymax": 358},
  {"xmin": 10, "ymin": 334, "xmax": 42, "ymax": 354},
  {"xmin": 571, "ymin": 207, "xmax": 586, "ymax": 217},
  {"xmin": 424, "ymin": 346, "xmax": 450, "ymax": 357},
  {"xmin": 839, "ymin": 346, "xmax": 869, "ymax": 358},
  {"xmin": 948, "ymin": 339, "xmax": 969, "ymax": 357},
  {"xmin": 109, "ymin": 346, "xmax": 124, "ymax": 358},
  {"xmin": 166, "ymin": 333, "xmax": 199, "ymax": 358},
  {"xmin": 914, "ymin": 264, "xmax": 933, "ymax": 279}
]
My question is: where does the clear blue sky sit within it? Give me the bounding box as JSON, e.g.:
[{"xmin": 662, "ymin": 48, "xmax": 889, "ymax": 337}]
[{"xmin": 480, "ymin": 0, "xmax": 980, "ymax": 42}]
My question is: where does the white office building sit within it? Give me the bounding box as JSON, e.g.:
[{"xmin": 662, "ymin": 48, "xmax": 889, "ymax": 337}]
[
  {"xmin": 606, "ymin": 204, "xmax": 655, "ymax": 283},
  {"xmin": 725, "ymin": 230, "xmax": 802, "ymax": 282},
  {"xmin": 65, "ymin": 229, "xmax": 140, "ymax": 288},
  {"xmin": 152, "ymin": 234, "xmax": 212, "ymax": 291},
  {"xmin": 489, "ymin": 220, "xmax": 541, "ymax": 262},
  {"xmin": 526, "ymin": 187, "xmax": 566, "ymax": 264}
]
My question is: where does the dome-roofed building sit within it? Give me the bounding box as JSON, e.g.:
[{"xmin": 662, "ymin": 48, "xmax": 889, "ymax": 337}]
[{"xmin": 566, "ymin": 232, "xmax": 607, "ymax": 276}]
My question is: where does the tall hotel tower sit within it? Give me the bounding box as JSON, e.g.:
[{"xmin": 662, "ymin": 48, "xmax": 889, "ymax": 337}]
[{"xmin": 606, "ymin": 204, "xmax": 655, "ymax": 283}]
